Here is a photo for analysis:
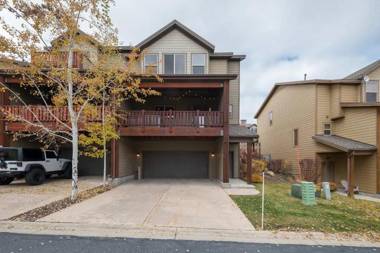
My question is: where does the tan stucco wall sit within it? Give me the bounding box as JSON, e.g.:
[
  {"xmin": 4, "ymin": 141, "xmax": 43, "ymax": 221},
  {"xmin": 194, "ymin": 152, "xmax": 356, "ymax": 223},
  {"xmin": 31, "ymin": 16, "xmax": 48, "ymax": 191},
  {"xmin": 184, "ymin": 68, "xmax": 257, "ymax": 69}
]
[
  {"xmin": 118, "ymin": 137, "xmax": 137, "ymax": 177},
  {"xmin": 257, "ymin": 85, "xmax": 319, "ymax": 172},
  {"xmin": 228, "ymin": 61, "xmax": 240, "ymax": 124},
  {"xmin": 141, "ymin": 29, "xmax": 209, "ymax": 74}
]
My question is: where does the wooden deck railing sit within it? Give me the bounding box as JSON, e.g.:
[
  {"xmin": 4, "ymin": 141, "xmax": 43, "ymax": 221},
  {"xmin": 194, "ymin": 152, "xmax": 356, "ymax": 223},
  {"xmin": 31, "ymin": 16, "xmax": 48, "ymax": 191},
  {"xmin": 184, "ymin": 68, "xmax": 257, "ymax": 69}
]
[
  {"xmin": 1, "ymin": 105, "xmax": 104, "ymax": 123},
  {"xmin": 1, "ymin": 106, "xmax": 224, "ymax": 128},
  {"xmin": 119, "ymin": 110, "xmax": 223, "ymax": 128},
  {"xmin": 31, "ymin": 51, "xmax": 84, "ymax": 69}
]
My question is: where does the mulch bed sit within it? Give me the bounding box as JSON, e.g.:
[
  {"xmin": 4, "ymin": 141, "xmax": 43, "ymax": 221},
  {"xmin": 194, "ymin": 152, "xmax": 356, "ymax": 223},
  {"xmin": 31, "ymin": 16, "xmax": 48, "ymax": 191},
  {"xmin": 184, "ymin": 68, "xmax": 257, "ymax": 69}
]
[{"xmin": 9, "ymin": 184, "xmax": 111, "ymax": 222}]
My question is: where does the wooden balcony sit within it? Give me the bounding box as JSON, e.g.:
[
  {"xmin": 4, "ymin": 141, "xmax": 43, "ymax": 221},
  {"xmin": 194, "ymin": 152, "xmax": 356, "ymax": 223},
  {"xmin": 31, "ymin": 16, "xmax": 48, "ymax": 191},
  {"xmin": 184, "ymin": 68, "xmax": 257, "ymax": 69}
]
[
  {"xmin": 31, "ymin": 51, "xmax": 84, "ymax": 69},
  {"xmin": 1, "ymin": 105, "xmax": 104, "ymax": 132},
  {"xmin": 119, "ymin": 110, "xmax": 224, "ymax": 137},
  {"xmin": 1, "ymin": 106, "xmax": 224, "ymax": 136}
]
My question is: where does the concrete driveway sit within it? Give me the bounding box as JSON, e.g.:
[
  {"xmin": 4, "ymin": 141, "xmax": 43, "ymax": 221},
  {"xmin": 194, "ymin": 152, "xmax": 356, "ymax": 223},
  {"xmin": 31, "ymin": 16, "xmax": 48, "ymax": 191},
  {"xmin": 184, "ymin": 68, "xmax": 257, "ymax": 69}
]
[
  {"xmin": 41, "ymin": 180, "xmax": 254, "ymax": 231},
  {"xmin": 0, "ymin": 177, "xmax": 102, "ymax": 220}
]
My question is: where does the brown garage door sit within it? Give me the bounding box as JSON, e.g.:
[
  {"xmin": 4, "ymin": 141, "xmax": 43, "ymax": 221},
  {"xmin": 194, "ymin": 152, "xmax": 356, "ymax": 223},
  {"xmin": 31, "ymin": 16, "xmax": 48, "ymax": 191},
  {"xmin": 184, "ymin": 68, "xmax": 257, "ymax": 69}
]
[{"xmin": 143, "ymin": 151, "xmax": 208, "ymax": 178}]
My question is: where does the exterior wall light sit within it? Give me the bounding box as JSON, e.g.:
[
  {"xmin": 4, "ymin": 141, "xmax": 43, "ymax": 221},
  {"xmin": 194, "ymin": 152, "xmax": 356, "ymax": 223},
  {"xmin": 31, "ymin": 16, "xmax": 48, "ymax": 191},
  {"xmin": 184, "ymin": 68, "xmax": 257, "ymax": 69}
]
[
  {"xmin": 210, "ymin": 153, "xmax": 215, "ymax": 158},
  {"xmin": 136, "ymin": 153, "xmax": 141, "ymax": 158}
]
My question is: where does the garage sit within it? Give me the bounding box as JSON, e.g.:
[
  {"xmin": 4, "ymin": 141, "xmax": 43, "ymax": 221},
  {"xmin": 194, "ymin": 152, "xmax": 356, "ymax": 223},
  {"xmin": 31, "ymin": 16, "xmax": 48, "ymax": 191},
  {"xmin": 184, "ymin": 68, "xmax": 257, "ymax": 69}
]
[{"xmin": 142, "ymin": 151, "xmax": 209, "ymax": 178}]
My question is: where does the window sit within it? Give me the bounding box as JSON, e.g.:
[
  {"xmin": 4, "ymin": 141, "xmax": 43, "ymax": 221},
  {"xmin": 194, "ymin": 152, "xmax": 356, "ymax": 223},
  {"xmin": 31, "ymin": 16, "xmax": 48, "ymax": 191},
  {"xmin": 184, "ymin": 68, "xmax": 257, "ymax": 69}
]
[
  {"xmin": 192, "ymin": 53, "xmax": 206, "ymax": 74},
  {"xmin": 45, "ymin": 151, "xmax": 57, "ymax": 159},
  {"xmin": 268, "ymin": 111, "xmax": 273, "ymax": 126},
  {"xmin": 365, "ymin": 80, "xmax": 379, "ymax": 103},
  {"xmin": 0, "ymin": 148, "xmax": 19, "ymax": 161},
  {"xmin": 143, "ymin": 54, "xmax": 158, "ymax": 74},
  {"xmin": 293, "ymin": 129, "xmax": 299, "ymax": 146},
  {"xmin": 22, "ymin": 148, "xmax": 44, "ymax": 161},
  {"xmin": 163, "ymin": 54, "xmax": 186, "ymax": 74},
  {"xmin": 324, "ymin": 123, "xmax": 332, "ymax": 136},
  {"xmin": 229, "ymin": 104, "xmax": 233, "ymax": 117}
]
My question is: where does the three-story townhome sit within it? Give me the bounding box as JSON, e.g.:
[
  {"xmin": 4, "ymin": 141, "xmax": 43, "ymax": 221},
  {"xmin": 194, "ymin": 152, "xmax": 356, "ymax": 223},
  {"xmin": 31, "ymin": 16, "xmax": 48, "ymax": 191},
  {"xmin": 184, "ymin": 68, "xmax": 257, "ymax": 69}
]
[
  {"xmin": 255, "ymin": 59, "xmax": 380, "ymax": 195},
  {"xmin": 0, "ymin": 20, "xmax": 256, "ymax": 183}
]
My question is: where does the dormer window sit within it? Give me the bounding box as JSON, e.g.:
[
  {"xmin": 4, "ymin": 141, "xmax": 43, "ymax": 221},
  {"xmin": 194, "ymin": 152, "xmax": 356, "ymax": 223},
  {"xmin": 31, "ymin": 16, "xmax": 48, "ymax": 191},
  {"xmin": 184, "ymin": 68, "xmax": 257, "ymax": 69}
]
[
  {"xmin": 192, "ymin": 53, "xmax": 206, "ymax": 74},
  {"xmin": 143, "ymin": 54, "xmax": 158, "ymax": 74},
  {"xmin": 164, "ymin": 54, "xmax": 186, "ymax": 74},
  {"xmin": 365, "ymin": 80, "xmax": 379, "ymax": 103}
]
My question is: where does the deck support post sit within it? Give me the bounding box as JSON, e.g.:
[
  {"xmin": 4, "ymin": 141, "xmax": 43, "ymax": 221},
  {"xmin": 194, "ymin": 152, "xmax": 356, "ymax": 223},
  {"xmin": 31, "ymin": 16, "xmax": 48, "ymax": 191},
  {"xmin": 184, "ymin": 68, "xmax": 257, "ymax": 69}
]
[
  {"xmin": 0, "ymin": 76, "xmax": 9, "ymax": 146},
  {"xmin": 247, "ymin": 141, "xmax": 253, "ymax": 183},
  {"xmin": 347, "ymin": 152, "xmax": 354, "ymax": 198},
  {"xmin": 222, "ymin": 80, "xmax": 230, "ymax": 183},
  {"xmin": 111, "ymin": 139, "xmax": 119, "ymax": 179}
]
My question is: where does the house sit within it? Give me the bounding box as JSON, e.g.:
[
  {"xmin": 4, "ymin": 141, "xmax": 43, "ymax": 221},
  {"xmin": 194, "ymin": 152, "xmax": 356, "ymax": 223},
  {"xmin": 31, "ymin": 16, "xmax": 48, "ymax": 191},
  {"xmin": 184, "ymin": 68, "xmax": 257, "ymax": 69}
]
[
  {"xmin": 0, "ymin": 20, "xmax": 257, "ymax": 183},
  {"xmin": 255, "ymin": 60, "xmax": 380, "ymax": 195}
]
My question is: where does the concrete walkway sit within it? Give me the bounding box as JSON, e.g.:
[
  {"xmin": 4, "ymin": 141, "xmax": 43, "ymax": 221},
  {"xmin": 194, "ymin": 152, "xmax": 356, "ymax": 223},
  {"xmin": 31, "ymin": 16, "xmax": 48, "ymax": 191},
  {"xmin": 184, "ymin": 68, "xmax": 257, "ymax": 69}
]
[{"xmin": 40, "ymin": 179, "xmax": 254, "ymax": 231}]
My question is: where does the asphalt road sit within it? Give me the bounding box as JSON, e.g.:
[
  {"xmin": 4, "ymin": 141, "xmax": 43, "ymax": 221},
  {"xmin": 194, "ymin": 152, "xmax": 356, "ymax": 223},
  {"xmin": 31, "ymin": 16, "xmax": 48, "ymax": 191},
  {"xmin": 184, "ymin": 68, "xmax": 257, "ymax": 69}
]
[{"xmin": 0, "ymin": 233, "xmax": 378, "ymax": 253}]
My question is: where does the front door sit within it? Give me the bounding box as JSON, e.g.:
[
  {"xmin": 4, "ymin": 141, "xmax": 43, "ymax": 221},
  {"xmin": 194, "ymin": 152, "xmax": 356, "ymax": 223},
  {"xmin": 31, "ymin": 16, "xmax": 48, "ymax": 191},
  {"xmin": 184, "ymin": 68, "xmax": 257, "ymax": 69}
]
[{"xmin": 322, "ymin": 160, "xmax": 335, "ymax": 182}]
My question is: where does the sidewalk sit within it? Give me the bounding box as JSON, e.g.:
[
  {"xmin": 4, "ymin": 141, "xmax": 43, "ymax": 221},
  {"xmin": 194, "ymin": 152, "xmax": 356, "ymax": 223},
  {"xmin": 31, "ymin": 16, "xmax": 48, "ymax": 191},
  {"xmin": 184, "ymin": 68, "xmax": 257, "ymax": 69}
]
[{"xmin": 0, "ymin": 221, "xmax": 379, "ymax": 248}]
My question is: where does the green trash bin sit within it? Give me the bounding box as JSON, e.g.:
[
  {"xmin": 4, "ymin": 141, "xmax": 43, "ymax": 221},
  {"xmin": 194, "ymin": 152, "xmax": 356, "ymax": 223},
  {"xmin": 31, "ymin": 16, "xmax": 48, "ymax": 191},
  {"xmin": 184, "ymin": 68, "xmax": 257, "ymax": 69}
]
[{"xmin": 301, "ymin": 181, "xmax": 316, "ymax": 206}]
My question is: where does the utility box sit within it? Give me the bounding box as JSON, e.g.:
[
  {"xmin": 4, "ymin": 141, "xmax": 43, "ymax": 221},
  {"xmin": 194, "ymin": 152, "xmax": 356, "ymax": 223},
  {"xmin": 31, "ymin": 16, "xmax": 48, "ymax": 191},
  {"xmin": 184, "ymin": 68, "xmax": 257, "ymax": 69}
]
[
  {"xmin": 291, "ymin": 183, "xmax": 302, "ymax": 199},
  {"xmin": 301, "ymin": 181, "xmax": 316, "ymax": 205}
]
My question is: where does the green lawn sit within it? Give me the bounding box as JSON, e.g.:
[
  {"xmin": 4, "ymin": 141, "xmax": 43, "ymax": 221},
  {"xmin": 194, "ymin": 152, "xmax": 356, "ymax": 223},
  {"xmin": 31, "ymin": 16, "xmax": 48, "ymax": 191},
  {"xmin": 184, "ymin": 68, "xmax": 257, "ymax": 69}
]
[{"xmin": 232, "ymin": 182, "xmax": 380, "ymax": 233}]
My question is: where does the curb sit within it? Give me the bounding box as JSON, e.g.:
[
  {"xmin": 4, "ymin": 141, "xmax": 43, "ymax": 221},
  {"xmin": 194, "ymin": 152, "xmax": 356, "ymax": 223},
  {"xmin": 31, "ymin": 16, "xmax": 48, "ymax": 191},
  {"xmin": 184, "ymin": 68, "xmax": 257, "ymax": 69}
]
[{"xmin": 0, "ymin": 221, "xmax": 379, "ymax": 248}]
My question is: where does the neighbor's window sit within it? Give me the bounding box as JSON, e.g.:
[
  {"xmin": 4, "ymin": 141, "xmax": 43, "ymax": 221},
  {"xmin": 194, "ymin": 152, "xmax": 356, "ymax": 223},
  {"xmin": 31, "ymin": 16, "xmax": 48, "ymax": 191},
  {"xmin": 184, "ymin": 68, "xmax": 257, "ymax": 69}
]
[
  {"xmin": 365, "ymin": 80, "xmax": 379, "ymax": 103},
  {"xmin": 143, "ymin": 54, "xmax": 158, "ymax": 74},
  {"xmin": 293, "ymin": 128, "xmax": 299, "ymax": 146},
  {"xmin": 229, "ymin": 104, "xmax": 233, "ymax": 117},
  {"xmin": 268, "ymin": 111, "xmax": 273, "ymax": 126},
  {"xmin": 164, "ymin": 54, "xmax": 186, "ymax": 74},
  {"xmin": 324, "ymin": 123, "xmax": 332, "ymax": 136},
  {"xmin": 192, "ymin": 53, "xmax": 206, "ymax": 74}
]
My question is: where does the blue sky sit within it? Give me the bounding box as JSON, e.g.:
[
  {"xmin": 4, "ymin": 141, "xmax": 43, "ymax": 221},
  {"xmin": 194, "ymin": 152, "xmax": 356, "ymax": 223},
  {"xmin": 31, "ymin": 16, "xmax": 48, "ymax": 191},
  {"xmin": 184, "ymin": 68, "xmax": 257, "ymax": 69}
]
[{"xmin": 111, "ymin": 0, "xmax": 380, "ymax": 122}]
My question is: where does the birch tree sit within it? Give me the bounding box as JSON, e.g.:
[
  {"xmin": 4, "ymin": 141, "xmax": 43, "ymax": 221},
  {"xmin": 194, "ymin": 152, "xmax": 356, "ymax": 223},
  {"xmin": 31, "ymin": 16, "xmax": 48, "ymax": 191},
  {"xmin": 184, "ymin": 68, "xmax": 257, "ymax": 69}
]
[{"xmin": 0, "ymin": 0, "xmax": 159, "ymax": 200}]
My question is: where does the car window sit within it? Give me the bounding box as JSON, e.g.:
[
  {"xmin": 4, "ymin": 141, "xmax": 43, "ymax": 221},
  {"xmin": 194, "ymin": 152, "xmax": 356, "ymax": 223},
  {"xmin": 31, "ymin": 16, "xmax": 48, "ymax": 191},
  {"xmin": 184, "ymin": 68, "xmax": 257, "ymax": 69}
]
[
  {"xmin": 45, "ymin": 151, "xmax": 57, "ymax": 159},
  {"xmin": 22, "ymin": 148, "xmax": 44, "ymax": 161},
  {"xmin": 0, "ymin": 148, "xmax": 19, "ymax": 161}
]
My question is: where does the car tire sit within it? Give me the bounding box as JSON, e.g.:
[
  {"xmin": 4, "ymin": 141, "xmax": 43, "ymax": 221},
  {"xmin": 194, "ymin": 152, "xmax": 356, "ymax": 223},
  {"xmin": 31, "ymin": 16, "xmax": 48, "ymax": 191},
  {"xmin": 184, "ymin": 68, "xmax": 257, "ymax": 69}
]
[
  {"xmin": 0, "ymin": 177, "xmax": 14, "ymax": 185},
  {"xmin": 25, "ymin": 167, "xmax": 46, "ymax": 185},
  {"xmin": 62, "ymin": 162, "xmax": 72, "ymax": 179}
]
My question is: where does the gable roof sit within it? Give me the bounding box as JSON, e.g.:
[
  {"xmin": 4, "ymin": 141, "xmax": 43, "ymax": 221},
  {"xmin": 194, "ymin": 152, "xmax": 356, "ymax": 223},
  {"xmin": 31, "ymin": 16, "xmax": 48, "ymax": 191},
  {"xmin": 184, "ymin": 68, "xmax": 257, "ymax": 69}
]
[
  {"xmin": 254, "ymin": 79, "xmax": 361, "ymax": 119},
  {"xmin": 135, "ymin": 20, "xmax": 215, "ymax": 52},
  {"xmin": 345, "ymin": 59, "xmax": 380, "ymax": 80}
]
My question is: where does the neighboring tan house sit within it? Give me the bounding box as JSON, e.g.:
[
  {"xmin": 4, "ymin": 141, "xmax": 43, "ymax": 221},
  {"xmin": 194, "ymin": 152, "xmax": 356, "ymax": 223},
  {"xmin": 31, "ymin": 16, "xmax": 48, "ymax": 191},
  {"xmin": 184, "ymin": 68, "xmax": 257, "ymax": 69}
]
[
  {"xmin": 0, "ymin": 20, "xmax": 256, "ymax": 183},
  {"xmin": 255, "ymin": 59, "xmax": 380, "ymax": 195}
]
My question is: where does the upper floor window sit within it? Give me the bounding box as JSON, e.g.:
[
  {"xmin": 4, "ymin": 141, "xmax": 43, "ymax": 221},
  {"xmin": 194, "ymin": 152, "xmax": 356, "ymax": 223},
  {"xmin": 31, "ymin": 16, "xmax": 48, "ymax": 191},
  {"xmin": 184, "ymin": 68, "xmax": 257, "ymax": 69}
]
[
  {"xmin": 293, "ymin": 128, "xmax": 299, "ymax": 147},
  {"xmin": 229, "ymin": 104, "xmax": 233, "ymax": 118},
  {"xmin": 192, "ymin": 53, "xmax": 206, "ymax": 74},
  {"xmin": 268, "ymin": 111, "xmax": 273, "ymax": 126},
  {"xmin": 324, "ymin": 123, "xmax": 332, "ymax": 136},
  {"xmin": 164, "ymin": 54, "xmax": 186, "ymax": 74},
  {"xmin": 143, "ymin": 54, "xmax": 158, "ymax": 74},
  {"xmin": 365, "ymin": 80, "xmax": 379, "ymax": 103}
]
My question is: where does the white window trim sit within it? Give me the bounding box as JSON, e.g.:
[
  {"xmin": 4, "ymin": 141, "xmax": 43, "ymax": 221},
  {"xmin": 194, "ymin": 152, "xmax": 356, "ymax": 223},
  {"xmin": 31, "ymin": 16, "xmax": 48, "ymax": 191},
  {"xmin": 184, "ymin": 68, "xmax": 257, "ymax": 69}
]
[
  {"xmin": 364, "ymin": 80, "xmax": 379, "ymax": 103},
  {"xmin": 268, "ymin": 111, "xmax": 273, "ymax": 126},
  {"xmin": 191, "ymin": 53, "xmax": 207, "ymax": 74},
  {"xmin": 143, "ymin": 53, "xmax": 159, "ymax": 74},
  {"xmin": 163, "ymin": 53, "xmax": 186, "ymax": 74},
  {"xmin": 323, "ymin": 123, "xmax": 332, "ymax": 136}
]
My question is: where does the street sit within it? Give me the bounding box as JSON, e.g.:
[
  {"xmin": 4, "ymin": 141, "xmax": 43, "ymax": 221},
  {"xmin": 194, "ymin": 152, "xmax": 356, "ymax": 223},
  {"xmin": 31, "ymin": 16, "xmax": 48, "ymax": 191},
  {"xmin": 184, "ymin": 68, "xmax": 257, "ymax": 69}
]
[{"xmin": 0, "ymin": 233, "xmax": 377, "ymax": 253}]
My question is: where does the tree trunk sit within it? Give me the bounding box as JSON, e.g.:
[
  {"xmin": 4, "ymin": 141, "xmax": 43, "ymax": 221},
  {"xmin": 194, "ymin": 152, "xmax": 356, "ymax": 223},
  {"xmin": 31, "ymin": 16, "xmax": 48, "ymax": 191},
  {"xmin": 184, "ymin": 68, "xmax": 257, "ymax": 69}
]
[
  {"xmin": 71, "ymin": 125, "xmax": 79, "ymax": 200},
  {"xmin": 67, "ymin": 46, "xmax": 79, "ymax": 201}
]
